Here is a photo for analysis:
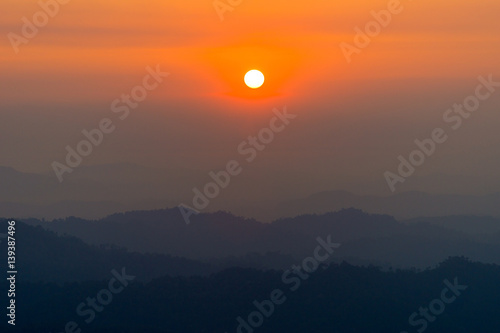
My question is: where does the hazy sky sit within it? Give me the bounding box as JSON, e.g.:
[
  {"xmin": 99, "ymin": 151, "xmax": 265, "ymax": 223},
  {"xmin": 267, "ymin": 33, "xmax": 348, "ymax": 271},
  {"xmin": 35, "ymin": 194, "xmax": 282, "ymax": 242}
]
[{"xmin": 1, "ymin": 0, "xmax": 500, "ymax": 197}]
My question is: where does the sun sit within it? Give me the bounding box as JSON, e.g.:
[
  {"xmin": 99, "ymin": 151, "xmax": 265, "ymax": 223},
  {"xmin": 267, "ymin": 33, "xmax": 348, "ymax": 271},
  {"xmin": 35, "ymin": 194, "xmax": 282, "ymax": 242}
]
[{"xmin": 244, "ymin": 70, "xmax": 265, "ymax": 89}]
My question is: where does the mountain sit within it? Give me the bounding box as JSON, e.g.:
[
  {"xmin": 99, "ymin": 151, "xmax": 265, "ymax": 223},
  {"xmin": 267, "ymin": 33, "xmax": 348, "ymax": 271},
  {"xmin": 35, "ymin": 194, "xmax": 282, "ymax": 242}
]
[
  {"xmin": 3, "ymin": 165, "xmax": 500, "ymax": 221},
  {"xmin": 405, "ymin": 215, "xmax": 500, "ymax": 235},
  {"xmin": 5, "ymin": 257, "xmax": 500, "ymax": 333},
  {"xmin": 0, "ymin": 220, "xmax": 214, "ymax": 282},
  {"xmin": 254, "ymin": 190, "xmax": 500, "ymax": 221},
  {"xmin": 20, "ymin": 208, "xmax": 500, "ymax": 268},
  {"xmin": 0, "ymin": 164, "xmax": 189, "ymax": 219}
]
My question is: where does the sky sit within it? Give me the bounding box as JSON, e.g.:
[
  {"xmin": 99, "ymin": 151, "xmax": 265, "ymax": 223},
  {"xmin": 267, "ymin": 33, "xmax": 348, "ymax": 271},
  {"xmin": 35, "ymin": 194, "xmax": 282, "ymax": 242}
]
[{"xmin": 1, "ymin": 0, "xmax": 500, "ymax": 199}]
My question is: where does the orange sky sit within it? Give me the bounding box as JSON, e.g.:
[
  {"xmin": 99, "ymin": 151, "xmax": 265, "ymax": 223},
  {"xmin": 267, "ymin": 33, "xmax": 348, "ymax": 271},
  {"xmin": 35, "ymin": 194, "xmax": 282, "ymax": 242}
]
[
  {"xmin": 1, "ymin": 0, "xmax": 499, "ymax": 105},
  {"xmin": 1, "ymin": 0, "xmax": 500, "ymax": 198}
]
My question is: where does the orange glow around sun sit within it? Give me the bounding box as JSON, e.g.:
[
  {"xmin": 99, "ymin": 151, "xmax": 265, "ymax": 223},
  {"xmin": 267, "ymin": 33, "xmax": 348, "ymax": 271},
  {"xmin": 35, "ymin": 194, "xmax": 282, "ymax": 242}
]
[
  {"xmin": 196, "ymin": 38, "xmax": 307, "ymax": 101},
  {"xmin": 2, "ymin": 0, "xmax": 499, "ymax": 106}
]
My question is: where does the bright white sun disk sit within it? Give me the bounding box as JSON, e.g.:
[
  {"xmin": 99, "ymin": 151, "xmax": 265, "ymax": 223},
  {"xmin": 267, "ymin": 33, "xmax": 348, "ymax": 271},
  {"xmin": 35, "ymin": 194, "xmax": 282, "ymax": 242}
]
[{"xmin": 244, "ymin": 70, "xmax": 265, "ymax": 89}]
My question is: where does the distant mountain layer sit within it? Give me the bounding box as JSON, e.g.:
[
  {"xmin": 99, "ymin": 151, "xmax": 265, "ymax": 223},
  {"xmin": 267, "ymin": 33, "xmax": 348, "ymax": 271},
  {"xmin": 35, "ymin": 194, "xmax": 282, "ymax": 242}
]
[
  {"xmin": 0, "ymin": 220, "xmax": 215, "ymax": 282},
  {"xmin": 19, "ymin": 208, "xmax": 500, "ymax": 269},
  {"xmin": 2, "ymin": 164, "xmax": 500, "ymax": 220},
  {"xmin": 253, "ymin": 190, "xmax": 500, "ymax": 221}
]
